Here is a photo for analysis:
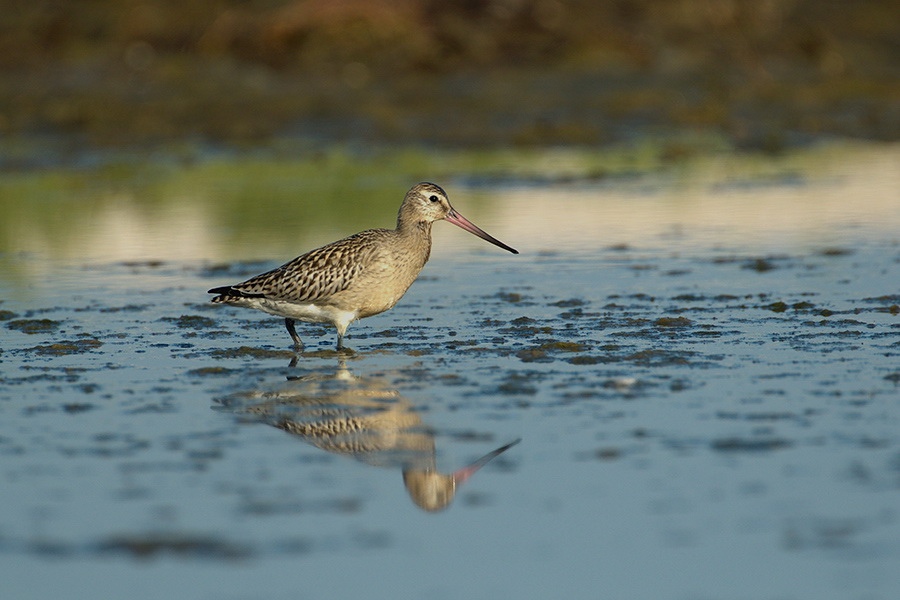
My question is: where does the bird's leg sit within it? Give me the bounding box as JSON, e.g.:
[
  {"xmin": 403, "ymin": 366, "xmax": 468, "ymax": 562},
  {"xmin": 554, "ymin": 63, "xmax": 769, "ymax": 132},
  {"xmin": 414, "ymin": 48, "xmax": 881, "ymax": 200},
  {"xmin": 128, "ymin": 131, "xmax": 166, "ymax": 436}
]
[
  {"xmin": 284, "ymin": 318, "xmax": 303, "ymax": 348},
  {"xmin": 334, "ymin": 320, "xmax": 352, "ymax": 352}
]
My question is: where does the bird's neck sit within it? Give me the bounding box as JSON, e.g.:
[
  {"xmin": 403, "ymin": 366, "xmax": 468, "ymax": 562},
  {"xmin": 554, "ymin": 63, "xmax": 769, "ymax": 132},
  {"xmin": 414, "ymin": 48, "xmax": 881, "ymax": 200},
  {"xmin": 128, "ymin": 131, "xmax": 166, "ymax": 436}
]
[
  {"xmin": 395, "ymin": 217, "xmax": 432, "ymax": 265},
  {"xmin": 396, "ymin": 214, "xmax": 433, "ymax": 238}
]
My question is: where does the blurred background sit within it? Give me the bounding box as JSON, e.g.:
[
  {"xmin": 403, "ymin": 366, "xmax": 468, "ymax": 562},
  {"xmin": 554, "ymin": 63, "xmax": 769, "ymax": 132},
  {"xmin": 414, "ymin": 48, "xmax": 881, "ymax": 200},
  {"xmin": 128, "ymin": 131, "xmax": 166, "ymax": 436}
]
[{"xmin": 2, "ymin": 0, "xmax": 898, "ymax": 155}]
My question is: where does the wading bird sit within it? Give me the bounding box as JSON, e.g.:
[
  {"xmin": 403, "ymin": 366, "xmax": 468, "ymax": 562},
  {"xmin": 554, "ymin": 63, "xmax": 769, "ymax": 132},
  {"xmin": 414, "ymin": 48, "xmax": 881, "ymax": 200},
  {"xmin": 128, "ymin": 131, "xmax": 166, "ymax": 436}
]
[{"xmin": 208, "ymin": 182, "xmax": 518, "ymax": 349}]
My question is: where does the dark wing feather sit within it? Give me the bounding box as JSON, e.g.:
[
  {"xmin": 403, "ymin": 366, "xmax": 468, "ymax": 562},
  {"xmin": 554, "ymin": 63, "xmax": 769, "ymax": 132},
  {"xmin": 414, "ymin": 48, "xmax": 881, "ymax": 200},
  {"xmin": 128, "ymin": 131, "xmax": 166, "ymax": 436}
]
[
  {"xmin": 223, "ymin": 230, "xmax": 388, "ymax": 303},
  {"xmin": 207, "ymin": 285, "xmax": 264, "ymax": 298}
]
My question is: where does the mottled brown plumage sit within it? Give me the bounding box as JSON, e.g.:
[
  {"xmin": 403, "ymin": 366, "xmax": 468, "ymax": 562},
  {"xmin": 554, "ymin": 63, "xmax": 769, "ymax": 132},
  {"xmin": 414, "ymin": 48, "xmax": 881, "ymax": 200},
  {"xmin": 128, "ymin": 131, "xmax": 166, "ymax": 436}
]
[
  {"xmin": 209, "ymin": 182, "xmax": 517, "ymax": 349},
  {"xmin": 219, "ymin": 365, "xmax": 521, "ymax": 511}
]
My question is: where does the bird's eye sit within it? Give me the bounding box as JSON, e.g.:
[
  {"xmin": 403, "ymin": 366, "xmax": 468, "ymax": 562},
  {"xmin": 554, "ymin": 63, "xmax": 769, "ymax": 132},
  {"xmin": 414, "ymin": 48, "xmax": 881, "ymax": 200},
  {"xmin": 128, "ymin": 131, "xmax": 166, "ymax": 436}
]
[{"xmin": 429, "ymin": 195, "xmax": 439, "ymax": 202}]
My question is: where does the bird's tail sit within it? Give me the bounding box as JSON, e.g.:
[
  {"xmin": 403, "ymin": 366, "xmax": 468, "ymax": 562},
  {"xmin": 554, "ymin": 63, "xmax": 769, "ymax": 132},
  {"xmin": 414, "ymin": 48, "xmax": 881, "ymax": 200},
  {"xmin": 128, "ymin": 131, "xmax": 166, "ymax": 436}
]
[{"xmin": 208, "ymin": 286, "xmax": 264, "ymax": 304}]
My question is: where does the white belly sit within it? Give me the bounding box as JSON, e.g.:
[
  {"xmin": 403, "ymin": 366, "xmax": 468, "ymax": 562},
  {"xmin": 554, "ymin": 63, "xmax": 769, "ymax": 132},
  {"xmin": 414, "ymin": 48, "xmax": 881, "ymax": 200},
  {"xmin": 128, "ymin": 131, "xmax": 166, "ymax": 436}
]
[{"xmin": 245, "ymin": 297, "xmax": 357, "ymax": 330}]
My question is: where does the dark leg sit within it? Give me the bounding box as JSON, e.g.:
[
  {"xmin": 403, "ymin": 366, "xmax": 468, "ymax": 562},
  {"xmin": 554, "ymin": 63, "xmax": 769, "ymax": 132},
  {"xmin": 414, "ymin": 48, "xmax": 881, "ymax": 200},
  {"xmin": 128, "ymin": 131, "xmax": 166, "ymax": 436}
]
[
  {"xmin": 336, "ymin": 332, "xmax": 344, "ymax": 351},
  {"xmin": 285, "ymin": 318, "xmax": 303, "ymax": 348}
]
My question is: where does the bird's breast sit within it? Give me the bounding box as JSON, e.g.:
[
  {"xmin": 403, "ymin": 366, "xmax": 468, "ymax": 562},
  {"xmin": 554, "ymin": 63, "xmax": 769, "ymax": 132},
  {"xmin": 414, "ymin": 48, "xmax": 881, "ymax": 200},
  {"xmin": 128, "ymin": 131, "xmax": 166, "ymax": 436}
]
[{"xmin": 337, "ymin": 247, "xmax": 427, "ymax": 317}]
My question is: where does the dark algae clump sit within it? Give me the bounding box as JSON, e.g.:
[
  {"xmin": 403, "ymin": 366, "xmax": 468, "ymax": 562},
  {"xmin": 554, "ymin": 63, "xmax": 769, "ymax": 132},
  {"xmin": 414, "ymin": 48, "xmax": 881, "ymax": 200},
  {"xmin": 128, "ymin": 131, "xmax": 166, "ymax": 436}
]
[
  {"xmin": 163, "ymin": 315, "xmax": 218, "ymax": 329},
  {"xmin": 209, "ymin": 346, "xmax": 296, "ymax": 360},
  {"xmin": 654, "ymin": 317, "xmax": 693, "ymax": 327},
  {"xmin": 25, "ymin": 338, "xmax": 103, "ymax": 355},
  {"xmin": 7, "ymin": 319, "xmax": 62, "ymax": 334}
]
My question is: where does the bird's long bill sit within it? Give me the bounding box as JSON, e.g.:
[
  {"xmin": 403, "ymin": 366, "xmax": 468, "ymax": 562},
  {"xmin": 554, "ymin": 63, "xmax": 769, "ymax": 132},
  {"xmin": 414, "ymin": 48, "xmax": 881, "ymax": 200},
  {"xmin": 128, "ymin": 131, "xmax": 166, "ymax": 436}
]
[
  {"xmin": 446, "ymin": 208, "xmax": 519, "ymax": 254},
  {"xmin": 452, "ymin": 438, "xmax": 522, "ymax": 487}
]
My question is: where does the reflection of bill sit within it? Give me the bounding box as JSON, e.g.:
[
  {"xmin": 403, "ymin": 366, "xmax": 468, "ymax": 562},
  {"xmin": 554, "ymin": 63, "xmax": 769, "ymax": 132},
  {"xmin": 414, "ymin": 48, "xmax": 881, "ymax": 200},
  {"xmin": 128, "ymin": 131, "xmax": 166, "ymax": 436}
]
[{"xmin": 216, "ymin": 366, "xmax": 520, "ymax": 512}]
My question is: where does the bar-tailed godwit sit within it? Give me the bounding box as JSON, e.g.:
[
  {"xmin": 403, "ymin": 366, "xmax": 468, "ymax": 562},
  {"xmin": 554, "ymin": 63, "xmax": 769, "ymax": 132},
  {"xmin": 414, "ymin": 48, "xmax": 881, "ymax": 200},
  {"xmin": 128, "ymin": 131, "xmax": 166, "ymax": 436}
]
[{"xmin": 208, "ymin": 182, "xmax": 517, "ymax": 349}]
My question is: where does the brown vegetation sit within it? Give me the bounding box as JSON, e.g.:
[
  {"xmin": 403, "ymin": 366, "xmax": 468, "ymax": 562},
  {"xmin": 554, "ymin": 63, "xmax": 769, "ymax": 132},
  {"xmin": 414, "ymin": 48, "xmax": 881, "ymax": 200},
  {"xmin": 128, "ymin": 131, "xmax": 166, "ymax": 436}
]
[{"xmin": 1, "ymin": 0, "xmax": 898, "ymax": 149}]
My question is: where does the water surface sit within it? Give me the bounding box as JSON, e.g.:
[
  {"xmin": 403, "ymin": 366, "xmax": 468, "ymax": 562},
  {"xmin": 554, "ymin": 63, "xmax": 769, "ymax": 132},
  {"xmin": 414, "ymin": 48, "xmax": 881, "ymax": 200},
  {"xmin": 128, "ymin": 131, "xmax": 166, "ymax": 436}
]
[{"xmin": 2, "ymin": 143, "xmax": 899, "ymax": 599}]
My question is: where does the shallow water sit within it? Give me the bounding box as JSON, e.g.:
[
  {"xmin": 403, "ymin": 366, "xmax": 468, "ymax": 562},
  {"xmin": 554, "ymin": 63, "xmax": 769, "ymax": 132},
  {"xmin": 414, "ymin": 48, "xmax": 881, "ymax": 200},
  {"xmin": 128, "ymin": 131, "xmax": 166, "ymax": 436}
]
[{"xmin": 2, "ymin": 143, "xmax": 899, "ymax": 599}]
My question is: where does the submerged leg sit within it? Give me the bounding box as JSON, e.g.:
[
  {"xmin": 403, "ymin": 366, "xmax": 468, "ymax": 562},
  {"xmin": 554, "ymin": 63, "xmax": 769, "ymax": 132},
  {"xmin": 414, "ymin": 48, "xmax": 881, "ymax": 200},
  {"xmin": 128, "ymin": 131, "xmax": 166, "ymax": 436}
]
[
  {"xmin": 284, "ymin": 318, "xmax": 303, "ymax": 348},
  {"xmin": 334, "ymin": 315, "xmax": 354, "ymax": 351}
]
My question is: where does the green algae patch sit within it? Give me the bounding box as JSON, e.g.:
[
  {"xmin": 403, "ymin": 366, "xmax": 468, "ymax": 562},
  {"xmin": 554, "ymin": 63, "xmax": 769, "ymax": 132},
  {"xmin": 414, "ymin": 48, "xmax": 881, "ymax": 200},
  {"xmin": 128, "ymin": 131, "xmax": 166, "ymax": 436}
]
[
  {"xmin": 540, "ymin": 341, "xmax": 587, "ymax": 352},
  {"xmin": 551, "ymin": 299, "xmax": 586, "ymax": 307},
  {"xmin": 0, "ymin": 309, "xmax": 18, "ymax": 321},
  {"xmin": 874, "ymin": 304, "xmax": 900, "ymax": 315},
  {"xmin": 863, "ymin": 295, "xmax": 900, "ymax": 303},
  {"xmin": 209, "ymin": 346, "xmax": 296, "ymax": 360},
  {"xmin": 517, "ymin": 341, "xmax": 587, "ymax": 362},
  {"xmin": 496, "ymin": 292, "xmax": 525, "ymax": 303},
  {"xmin": 507, "ymin": 326, "xmax": 554, "ymax": 337},
  {"xmin": 743, "ymin": 258, "xmax": 778, "ymax": 272},
  {"xmin": 654, "ymin": 316, "xmax": 693, "ymax": 327},
  {"xmin": 516, "ymin": 348, "xmax": 548, "ymax": 362},
  {"xmin": 302, "ymin": 348, "xmax": 357, "ymax": 359},
  {"xmin": 764, "ymin": 301, "xmax": 790, "ymax": 313},
  {"xmin": 163, "ymin": 315, "xmax": 218, "ymax": 330},
  {"xmin": 187, "ymin": 366, "xmax": 238, "ymax": 377},
  {"xmin": 405, "ymin": 349, "xmax": 433, "ymax": 357},
  {"xmin": 372, "ymin": 329, "xmax": 400, "ymax": 337},
  {"xmin": 26, "ymin": 338, "xmax": 103, "ymax": 355},
  {"xmin": 791, "ymin": 301, "xmax": 816, "ymax": 310},
  {"xmin": 501, "ymin": 316, "xmax": 554, "ymax": 337},
  {"xmin": 568, "ymin": 355, "xmax": 606, "ymax": 365},
  {"xmin": 7, "ymin": 319, "xmax": 62, "ymax": 334}
]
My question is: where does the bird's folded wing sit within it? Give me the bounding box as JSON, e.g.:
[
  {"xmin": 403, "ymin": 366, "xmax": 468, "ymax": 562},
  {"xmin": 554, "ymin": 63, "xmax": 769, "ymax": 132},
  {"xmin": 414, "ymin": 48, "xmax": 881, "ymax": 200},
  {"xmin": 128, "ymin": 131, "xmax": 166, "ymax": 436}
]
[{"xmin": 231, "ymin": 232, "xmax": 383, "ymax": 303}]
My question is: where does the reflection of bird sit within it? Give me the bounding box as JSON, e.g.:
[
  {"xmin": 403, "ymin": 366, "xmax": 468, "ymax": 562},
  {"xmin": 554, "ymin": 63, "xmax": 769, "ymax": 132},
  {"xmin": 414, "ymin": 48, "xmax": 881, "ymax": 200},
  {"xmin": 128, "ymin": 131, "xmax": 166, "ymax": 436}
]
[
  {"xmin": 208, "ymin": 183, "xmax": 518, "ymax": 349},
  {"xmin": 217, "ymin": 365, "xmax": 520, "ymax": 512}
]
